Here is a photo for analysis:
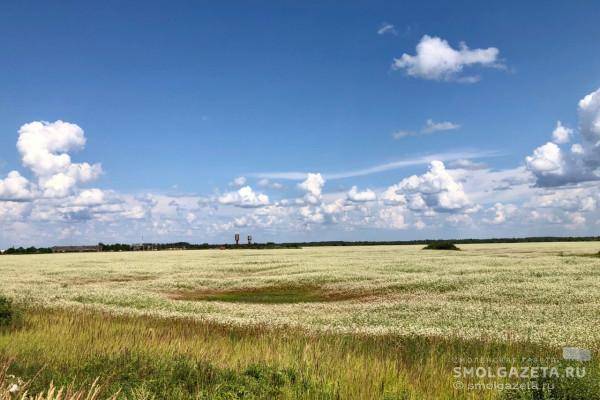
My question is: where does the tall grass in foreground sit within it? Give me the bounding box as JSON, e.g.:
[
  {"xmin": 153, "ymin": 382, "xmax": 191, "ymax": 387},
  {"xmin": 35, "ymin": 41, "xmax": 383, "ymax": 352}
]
[
  {"xmin": 1, "ymin": 359, "xmax": 118, "ymax": 400},
  {"xmin": 2, "ymin": 307, "xmax": 597, "ymax": 399}
]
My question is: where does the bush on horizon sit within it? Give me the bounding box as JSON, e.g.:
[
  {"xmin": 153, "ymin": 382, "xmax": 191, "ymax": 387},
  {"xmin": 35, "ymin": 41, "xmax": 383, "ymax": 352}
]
[{"xmin": 423, "ymin": 242, "xmax": 460, "ymax": 251}]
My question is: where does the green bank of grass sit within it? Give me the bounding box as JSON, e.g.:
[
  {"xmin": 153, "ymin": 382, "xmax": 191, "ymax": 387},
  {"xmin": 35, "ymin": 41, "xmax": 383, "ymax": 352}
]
[
  {"xmin": 3, "ymin": 308, "xmax": 408, "ymax": 399},
  {"xmin": 167, "ymin": 285, "xmax": 369, "ymax": 304},
  {"xmin": 1, "ymin": 308, "xmax": 597, "ymax": 399},
  {"xmin": 172, "ymin": 286, "xmax": 328, "ymax": 304}
]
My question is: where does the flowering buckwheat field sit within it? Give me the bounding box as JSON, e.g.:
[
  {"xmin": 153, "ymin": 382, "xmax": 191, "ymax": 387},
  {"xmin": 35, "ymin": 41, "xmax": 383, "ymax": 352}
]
[
  {"xmin": 2, "ymin": 243, "xmax": 600, "ymax": 345},
  {"xmin": 1, "ymin": 243, "xmax": 599, "ymax": 399}
]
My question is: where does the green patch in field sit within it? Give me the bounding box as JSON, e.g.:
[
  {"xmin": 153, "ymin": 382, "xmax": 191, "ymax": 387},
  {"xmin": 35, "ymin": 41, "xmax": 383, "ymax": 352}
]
[
  {"xmin": 574, "ymin": 251, "xmax": 600, "ymax": 258},
  {"xmin": 167, "ymin": 285, "xmax": 369, "ymax": 304},
  {"xmin": 66, "ymin": 273, "xmax": 156, "ymax": 285}
]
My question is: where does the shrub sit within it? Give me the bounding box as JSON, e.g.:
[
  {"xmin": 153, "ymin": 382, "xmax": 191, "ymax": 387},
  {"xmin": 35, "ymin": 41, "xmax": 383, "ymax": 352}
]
[
  {"xmin": 0, "ymin": 296, "xmax": 14, "ymax": 327},
  {"xmin": 423, "ymin": 242, "xmax": 460, "ymax": 251}
]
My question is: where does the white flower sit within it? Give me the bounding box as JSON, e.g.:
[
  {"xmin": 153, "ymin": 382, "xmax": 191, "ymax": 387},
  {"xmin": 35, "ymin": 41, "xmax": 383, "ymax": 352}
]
[{"xmin": 8, "ymin": 383, "xmax": 20, "ymax": 394}]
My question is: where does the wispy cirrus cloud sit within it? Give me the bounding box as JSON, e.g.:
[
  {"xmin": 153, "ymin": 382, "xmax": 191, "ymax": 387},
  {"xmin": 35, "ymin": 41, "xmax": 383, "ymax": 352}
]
[
  {"xmin": 377, "ymin": 22, "xmax": 397, "ymax": 36},
  {"xmin": 392, "ymin": 119, "xmax": 461, "ymax": 140},
  {"xmin": 250, "ymin": 150, "xmax": 499, "ymax": 181},
  {"xmin": 423, "ymin": 119, "xmax": 460, "ymax": 133},
  {"xmin": 392, "ymin": 130, "xmax": 417, "ymax": 139}
]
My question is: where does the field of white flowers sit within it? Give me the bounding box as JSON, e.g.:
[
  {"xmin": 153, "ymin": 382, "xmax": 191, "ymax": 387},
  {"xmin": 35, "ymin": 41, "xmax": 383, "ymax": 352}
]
[{"xmin": 1, "ymin": 243, "xmax": 599, "ymax": 346}]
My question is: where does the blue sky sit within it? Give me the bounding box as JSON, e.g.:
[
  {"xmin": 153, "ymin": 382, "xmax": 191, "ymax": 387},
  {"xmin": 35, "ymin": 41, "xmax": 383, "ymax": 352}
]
[{"xmin": 1, "ymin": 1, "xmax": 600, "ymax": 246}]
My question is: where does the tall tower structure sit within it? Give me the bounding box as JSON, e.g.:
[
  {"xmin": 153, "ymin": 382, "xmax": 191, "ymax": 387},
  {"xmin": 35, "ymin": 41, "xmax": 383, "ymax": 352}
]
[
  {"xmin": 247, "ymin": 235, "xmax": 252, "ymax": 245},
  {"xmin": 235, "ymin": 233, "xmax": 240, "ymax": 245}
]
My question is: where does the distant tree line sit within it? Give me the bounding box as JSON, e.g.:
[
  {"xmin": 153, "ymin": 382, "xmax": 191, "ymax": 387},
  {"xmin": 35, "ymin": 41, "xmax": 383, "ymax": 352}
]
[
  {"xmin": 98, "ymin": 242, "xmax": 301, "ymax": 251},
  {"xmin": 2, "ymin": 236, "xmax": 599, "ymax": 255},
  {"xmin": 2, "ymin": 246, "xmax": 53, "ymax": 255},
  {"xmin": 98, "ymin": 243, "xmax": 133, "ymax": 252},
  {"xmin": 0, "ymin": 242, "xmax": 302, "ymax": 255},
  {"xmin": 128, "ymin": 242, "xmax": 302, "ymax": 250},
  {"xmin": 278, "ymin": 236, "xmax": 600, "ymax": 247}
]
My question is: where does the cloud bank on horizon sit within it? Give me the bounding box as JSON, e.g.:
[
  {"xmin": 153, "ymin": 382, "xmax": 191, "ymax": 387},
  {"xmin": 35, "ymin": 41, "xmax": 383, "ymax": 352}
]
[{"xmin": 0, "ymin": 86, "xmax": 599, "ymax": 246}]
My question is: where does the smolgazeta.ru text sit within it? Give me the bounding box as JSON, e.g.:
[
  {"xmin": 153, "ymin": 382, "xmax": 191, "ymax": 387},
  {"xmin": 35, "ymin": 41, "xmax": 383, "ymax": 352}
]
[{"xmin": 453, "ymin": 366, "xmax": 586, "ymax": 379}]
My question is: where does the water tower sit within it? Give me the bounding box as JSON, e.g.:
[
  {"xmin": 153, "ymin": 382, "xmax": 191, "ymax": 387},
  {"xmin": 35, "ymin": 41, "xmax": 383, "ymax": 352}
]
[{"xmin": 234, "ymin": 233, "xmax": 240, "ymax": 245}]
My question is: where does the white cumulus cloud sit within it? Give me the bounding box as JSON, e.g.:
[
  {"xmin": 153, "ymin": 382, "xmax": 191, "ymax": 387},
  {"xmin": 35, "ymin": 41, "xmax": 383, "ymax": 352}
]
[
  {"xmin": 16, "ymin": 120, "xmax": 102, "ymax": 198},
  {"xmin": 218, "ymin": 186, "xmax": 269, "ymax": 208},
  {"xmin": 377, "ymin": 208, "xmax": 407, "ymax": 229},
  {"xmin": 298, "ymin": 173, "xmax": 325, "ymax": 204},
  {"xmin": 578, "ymin": 88, "xmax": 600, "ymax": 163},
  {"xmin": 526, "ymin": 88, "xmax": 600, "ymax": 186},
  {"xmin": 231, "ymin": 176, "xmax": 247, "ymax": 187},
  {"xmin": 392, "ymin": 35, "xmax": 502, "ymax": 82},
  {"xmin": 347, "ymin": 186, "xmax": 376, "ymax": 202},
  {"xmin": 552, "ymin": 121, "xmax": 573, "ymax": 144},
  {"xmin": 380, "ymin": 185, "xmax": 407, "ymax": 205},
  {"xmin": 486, "ymin": 202, "xmax": 518, "ymax": 224},
  {"xmin": 396, "ymin": 160, "xmax": 471, "ymax": 211},
  {"xmin": 526, "ymin": 142, "xmax": 565, "ymax": 176},
  {"xmin": 0, "ymin": 171, "xmax": 33, "ymax": 201},
  {"xmin": 73, "ymin": 188, "xmax": 105, "ymax": 206}
]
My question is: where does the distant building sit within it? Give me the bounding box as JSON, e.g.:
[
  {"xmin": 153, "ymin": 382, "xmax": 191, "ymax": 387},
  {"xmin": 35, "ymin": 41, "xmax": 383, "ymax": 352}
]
[
  {"xmin": 52, "ymin": 245, "xmax": 101, "ymax": 253},
  {"xmin": 131, "ymin": 243, "xmax": 157, "ymax": 251}
]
